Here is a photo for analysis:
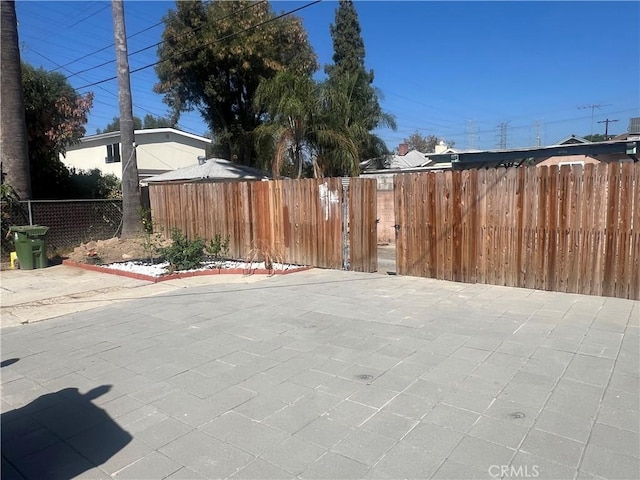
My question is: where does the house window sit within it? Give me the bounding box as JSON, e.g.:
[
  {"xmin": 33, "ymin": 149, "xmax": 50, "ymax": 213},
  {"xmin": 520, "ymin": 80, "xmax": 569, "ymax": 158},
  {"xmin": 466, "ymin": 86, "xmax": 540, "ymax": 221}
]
[
  {"xmin": 558, "ymin": 161, "xmax": 584, "ymax": 167},
  {"xmin": 106, "ymin": 143, "xmax": 121, "ymax": 163}
]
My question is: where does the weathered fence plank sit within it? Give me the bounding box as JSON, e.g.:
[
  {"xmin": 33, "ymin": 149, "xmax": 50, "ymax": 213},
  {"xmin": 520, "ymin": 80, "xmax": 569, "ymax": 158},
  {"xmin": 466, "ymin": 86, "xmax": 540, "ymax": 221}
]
[
  {"xmin": 394, "ymin": 163, "xmax": 639, "ymax": 300},
  {"xmin": 149, "ymin": 177, "xmax": 376, "ymax": 272}
]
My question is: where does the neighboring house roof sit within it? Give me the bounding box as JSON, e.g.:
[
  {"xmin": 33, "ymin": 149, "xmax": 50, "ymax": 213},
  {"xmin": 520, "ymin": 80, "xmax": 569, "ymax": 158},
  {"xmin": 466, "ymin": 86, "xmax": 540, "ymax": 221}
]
[
  {"xmin": 144, "ymin": 158, "xmax": 271, "ymax": 183},
  {"xmin": 554, "ymin": 134, "xmax": 591, "ymax": 145},
  {"xmin": 75, "ymin": 127, "xmax": 212, "ymax": 146},
  {"xmin": 388, "ymin": 149, "xmax": 432, "ymax": 169},
  {"xmin": 426, "ymin": 139, "xmax": 639, "ymax": 169}
]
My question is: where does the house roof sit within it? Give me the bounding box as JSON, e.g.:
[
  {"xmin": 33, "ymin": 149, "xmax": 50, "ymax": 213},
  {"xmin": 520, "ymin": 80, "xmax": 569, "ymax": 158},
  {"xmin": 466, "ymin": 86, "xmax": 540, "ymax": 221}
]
[
  {"xmin": 388, "ymin": 149, "xmax": 432, "ymax": 169},
  {"xmin": 554, "ymin": 134, "xmax": 591, "ymax": 145},
  {"xmin": 144, "ymin": 158, "xmax": 271, "ymax": 183},
  {"xmin": 77, "ymin": 128, "xmax": 212, "ymax": 146},
  {"xmin": 425, "ymin": 139, "xmax": 639, "ymax": 169}
]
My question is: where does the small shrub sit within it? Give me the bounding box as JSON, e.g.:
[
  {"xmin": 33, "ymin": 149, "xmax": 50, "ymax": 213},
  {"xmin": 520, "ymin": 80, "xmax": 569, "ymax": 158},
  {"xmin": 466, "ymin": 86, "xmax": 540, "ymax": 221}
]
[
  {"xmin": 205, "ymin": 233, "xmax": 230, "ymax": 267},
  {"xmin": 137, "ymin": 206, "xmax": 163, "ymax": 263},
  {"xmin": 159, "ymin": 228, "xmax": 204, "ymax": 272}
]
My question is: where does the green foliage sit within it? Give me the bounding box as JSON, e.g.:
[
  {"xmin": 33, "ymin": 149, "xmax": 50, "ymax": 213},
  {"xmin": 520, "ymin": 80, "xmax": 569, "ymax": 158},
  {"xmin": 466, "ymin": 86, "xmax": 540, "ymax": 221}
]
[
  {"xmin": 0, "ymin": 182, "xmax": 24, "ymax": 255},
  {"xmin": 321, "ymin": 0, "xmax": 395, "ymax": 172},
  {"xmin": 97, "ymin": 116, "xmax": 142, "ymax": 134},
  {"xmin": 254, "ymin": 71, "xmax": 322, "ymax": 178},
  {"xmin": 583, "ymin": 134, "xmax": 607, "ymax": 142},
  {"xmin": 137, "ymin": 206, "xmax": 164, "ymax": 263},
  {"xmin": 159, "ymin": 228, "xmax": 204, "ymax": 272},
  {"xmin": 22, "ymin": 62, "xmax": 93, "ymax": 199},
  {"xmin": 205, "ymin": 233, "xmax": 230, "ymax": 267},
  {"xmin": 96, "ymin": 114, "xmax": 173, "ymax": 134},
  {"xmin": 401, "ymin": 131, "xmax": 455, "ymax": 153},
  {"xmin": 254, "ymin": 69, "xmax": 395, "ymax": 178},
  {"xmin": 67, "ymin": 168, "xmax": 121, "ymax": 199},
  {"xmin": 154, "ymin": 0, "xmax": 317, "ymax": 166}
]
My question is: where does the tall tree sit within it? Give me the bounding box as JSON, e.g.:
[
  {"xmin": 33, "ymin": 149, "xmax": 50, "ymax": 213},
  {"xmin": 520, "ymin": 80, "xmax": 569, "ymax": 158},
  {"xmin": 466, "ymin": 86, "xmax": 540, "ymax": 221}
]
[
  {"xmin": 254, "ymin": 71, "xmax": 320, "ymax": 178},
  {"xmin": 97, "ymin": 116, "xmax": 142, "ymax": 134},
  {"xmin": 318, "ymin": 72, "xmax": 395, "ymax": 176},
  {"xmin": 402, "ymin": 131, "xmax": 454, "ymax": 153},
  {"xmin": 22, "ymin": 63, "xmax": 93, "ymax": 199},
  {"xmin": 96, "ymin": 114, "xmax": 173, "ymax": 134},
  {"xmin": 1, "ymin": 0, "xmax": 31, "ymax": 199},
  {"xmin": 112, "ymin": 0, "xmax": 143, "ymax": 237},
  {"xmin": 324, "ymin": 0, "xmax": 391, "ymax": 164},
  {"xmin": 154, "ymin": 0, "xmax": 317, "ymax": 166}
]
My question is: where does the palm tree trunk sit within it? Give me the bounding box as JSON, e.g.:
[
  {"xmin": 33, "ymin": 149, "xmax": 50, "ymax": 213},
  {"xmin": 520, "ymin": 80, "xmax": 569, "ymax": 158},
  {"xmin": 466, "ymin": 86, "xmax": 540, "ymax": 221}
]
[
  {"xmin": 0, "ymin": 0, "xmax": 31, "ymax": 199},
  {"xmin": 112, "ymin": 0, "xmax": 142, "ymax": 237}
]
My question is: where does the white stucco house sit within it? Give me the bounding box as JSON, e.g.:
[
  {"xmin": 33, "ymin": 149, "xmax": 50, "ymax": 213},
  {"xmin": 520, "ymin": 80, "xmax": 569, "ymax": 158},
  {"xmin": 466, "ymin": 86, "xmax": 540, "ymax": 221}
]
[{"xmin": 60, "ymin": 128, "xmax": 212, "ymax": 181}]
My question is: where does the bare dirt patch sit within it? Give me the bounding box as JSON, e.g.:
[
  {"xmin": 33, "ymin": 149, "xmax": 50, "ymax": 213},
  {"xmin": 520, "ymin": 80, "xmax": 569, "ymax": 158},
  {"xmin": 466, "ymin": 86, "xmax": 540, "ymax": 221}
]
[{"xmin": 67, "ymin": 237, "xmax": 154, "ymax": 265}]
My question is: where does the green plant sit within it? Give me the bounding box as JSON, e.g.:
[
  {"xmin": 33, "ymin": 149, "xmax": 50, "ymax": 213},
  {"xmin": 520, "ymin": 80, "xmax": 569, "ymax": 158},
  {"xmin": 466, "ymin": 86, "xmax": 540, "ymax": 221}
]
[
  {"xmin": 158, "ymin": 228, "xmax": 204, "ymax": 273},
  {"xmin": 1, "ymin": 182, "xmax": 25, "ymax": 257},
  {"xmin": 205, "ymin": 233, "xmax": 230, "ymax": 267},
  {"xmin": 136, "ymin": 206, "xmax": 164, "ymax": 263}
]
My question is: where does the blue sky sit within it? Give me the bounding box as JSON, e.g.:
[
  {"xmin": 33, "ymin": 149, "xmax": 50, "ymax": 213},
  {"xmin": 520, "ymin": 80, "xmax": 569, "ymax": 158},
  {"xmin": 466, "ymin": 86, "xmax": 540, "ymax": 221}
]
[{"xmin": 16, "ymin": 1, "xmax": 640, "ymax": 151}]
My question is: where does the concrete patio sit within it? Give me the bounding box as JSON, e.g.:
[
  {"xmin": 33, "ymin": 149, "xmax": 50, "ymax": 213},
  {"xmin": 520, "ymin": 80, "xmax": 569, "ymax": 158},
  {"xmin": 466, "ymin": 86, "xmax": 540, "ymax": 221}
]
[{"xmin": 1, "ymin": 268, "xmax": 638, "ymax": 479}]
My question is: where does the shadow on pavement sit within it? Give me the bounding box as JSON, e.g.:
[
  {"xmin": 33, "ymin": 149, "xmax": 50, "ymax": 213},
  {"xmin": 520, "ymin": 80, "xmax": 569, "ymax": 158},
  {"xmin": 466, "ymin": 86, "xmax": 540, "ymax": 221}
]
[
  {"xmin": 1, "ymin": 385, "xmax": 132, "ymax": 480},
  {"xmin": 1, "ymin": 358, "xmax": 19, "ymax": 367}
]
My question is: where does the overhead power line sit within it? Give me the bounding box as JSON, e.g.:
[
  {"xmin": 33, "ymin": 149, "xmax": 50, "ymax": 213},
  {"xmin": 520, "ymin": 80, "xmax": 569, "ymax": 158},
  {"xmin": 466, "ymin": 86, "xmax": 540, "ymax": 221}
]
[
  {"xmin": 53, "ymin": 20, "xmax": 164, "ymax": 72},
  {"xmin": 64, "ymin": 0, "xmax": 268, "ymax": 80},
  {"xmin": 75, "ymin": 0, "xmax": 322, "ymax": 90}
]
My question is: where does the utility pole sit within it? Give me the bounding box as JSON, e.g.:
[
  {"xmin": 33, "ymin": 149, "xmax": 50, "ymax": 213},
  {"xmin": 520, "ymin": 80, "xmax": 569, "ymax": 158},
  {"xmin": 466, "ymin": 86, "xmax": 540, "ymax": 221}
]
[
  {"xmin": 597, "ymin": 118, "xmax": 618, "ymax": 139},
  {"xmin": 578, "ymin": 104, "xmax": 611, "ymax": 137},
  {"xmin": 112, "ymin": 0, "xmax": 143, "ymax": 237}
]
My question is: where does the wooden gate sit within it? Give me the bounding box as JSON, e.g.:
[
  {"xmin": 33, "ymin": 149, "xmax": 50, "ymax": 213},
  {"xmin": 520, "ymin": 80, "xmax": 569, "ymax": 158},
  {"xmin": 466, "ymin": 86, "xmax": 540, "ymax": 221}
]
[
  {"xmin": 394, "ymin": 164, "xmax": 639, "ymax": 300},
  {"xmin": 149, "ymin": 177, "xmax": 377, "ymax": 272}
]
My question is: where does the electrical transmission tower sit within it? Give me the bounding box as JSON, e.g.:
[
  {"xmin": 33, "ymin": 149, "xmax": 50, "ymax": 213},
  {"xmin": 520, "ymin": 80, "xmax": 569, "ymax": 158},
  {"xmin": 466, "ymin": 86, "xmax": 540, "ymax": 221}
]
[
  {"xmin": 534, "ymin": 120, "xmax": 543, "ymax": 146},
  {"xmin": 597, "ymin": 118, "xmax": 618, "ymax": 139},
  {"xmin": 578, "ymin": 104, "xmax": 611, "ymax": 137},
  {"xmin": 466, "ymin": 120, "xmax": 477, "ymax": 150},
  {"xmin": 497, "ymin": 121, "xmax": 509, "ymax": 149}
]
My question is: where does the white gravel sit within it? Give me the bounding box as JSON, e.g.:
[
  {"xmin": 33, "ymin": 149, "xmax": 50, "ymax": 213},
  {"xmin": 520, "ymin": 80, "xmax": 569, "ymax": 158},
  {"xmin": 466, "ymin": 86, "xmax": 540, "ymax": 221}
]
[{"xmin": 101, "ymin": 260, "xmax": 306, "ymax": 277}]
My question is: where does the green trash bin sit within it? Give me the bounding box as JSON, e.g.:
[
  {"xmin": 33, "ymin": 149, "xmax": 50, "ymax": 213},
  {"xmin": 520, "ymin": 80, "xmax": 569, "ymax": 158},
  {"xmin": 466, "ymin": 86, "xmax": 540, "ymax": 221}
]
[{"xmin": 10, "ymin": 226, "xmax": 50, "ymax": 270}]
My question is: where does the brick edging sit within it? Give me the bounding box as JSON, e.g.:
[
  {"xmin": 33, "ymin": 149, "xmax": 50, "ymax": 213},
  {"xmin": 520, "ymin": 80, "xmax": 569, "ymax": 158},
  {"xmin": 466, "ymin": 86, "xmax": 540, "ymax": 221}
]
[{"xmin": 61, "ymin": 259, "xmax": 313, "ymax": 283}]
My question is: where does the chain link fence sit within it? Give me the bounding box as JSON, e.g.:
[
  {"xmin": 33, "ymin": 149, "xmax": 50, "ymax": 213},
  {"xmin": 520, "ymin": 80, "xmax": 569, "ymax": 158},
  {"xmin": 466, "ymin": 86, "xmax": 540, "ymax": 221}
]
[{"xmin": 2, "ymin": 199, "xmax": 123, "ymax": 255}]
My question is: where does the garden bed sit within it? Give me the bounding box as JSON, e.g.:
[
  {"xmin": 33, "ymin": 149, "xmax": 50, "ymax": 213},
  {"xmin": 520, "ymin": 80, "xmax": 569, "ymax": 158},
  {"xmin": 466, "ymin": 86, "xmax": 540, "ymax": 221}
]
[{"xmin": 62, "ymin": 259, "xmax": 312, "ymax": 283}]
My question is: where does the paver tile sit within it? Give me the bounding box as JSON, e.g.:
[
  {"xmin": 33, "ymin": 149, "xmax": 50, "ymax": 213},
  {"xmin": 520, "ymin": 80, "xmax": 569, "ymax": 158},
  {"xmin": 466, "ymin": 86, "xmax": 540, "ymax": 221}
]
[
  {"xmin": 589, "ymin": 422, "xmax": 639, "ymax": 459},
  {"xmin": 261, "ymin": 435, "xmax": 326, "ymax": 475},
  {"xmin": 374, "ymin": 443, "xmax": 444, "ymax": 479},
  {"xmin": 448, "ymin": 435, "xmax": 516, "ymax": 472},
  {"xmin": 332, "ymin": 428, "xmax": 396, "ymax": 466},
  {"xmin": 112, "ymin": 451, "xmax": 182, "ymax": 479},
  {"xmin": 402, "ymin": 420, "xmax": 463, "ymax": 454},
  {"xmin": 468, "ymin": 415, "xmax": 528, "ymax": 449},
  {"xmin": 580, "ymin": 443, "xmax": 640, "ymax": 480},
  {"xmin": 519, "ymin": 428, "xmax": 584, "ymax": 468},
  {"xmin": 300, "ymin": 452, "xmax": 369, "ymax": 479}
]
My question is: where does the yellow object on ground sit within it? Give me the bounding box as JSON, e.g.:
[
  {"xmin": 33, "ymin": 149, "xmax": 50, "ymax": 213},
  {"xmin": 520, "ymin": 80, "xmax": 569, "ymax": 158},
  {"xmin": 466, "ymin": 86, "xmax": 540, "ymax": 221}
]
[{"xmin": 9, "ymin": 252, "xmax": 18, "ymax": 269}]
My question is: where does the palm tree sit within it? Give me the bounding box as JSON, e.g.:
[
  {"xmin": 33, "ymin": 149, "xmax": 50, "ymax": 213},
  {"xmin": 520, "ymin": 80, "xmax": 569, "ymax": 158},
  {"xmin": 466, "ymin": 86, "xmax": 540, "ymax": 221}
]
[
  {"xmin": 253, "ymin": 71, "xmax": 320, "ymax": 179},
  {"xmin": 318, "ymin": 72, "xmax": 396, "ymax": 177},
  {"xmin": 1, "ymin": 0, "xmax": 31, "ymax": 199},
  {"xmin": 254, "ymin": 70, "xmax": 396, "ymax": 179}
]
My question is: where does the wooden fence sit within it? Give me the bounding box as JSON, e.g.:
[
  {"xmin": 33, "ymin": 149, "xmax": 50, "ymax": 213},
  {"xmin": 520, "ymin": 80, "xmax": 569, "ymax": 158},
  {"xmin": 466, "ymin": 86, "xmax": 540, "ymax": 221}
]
[
  {"xmin": 149, "ymin": 177, "xmax": 377, "ymax": 272},
  {"xmin": 394, "ymin": 163, "xmax": 639, "ymax": 300}
]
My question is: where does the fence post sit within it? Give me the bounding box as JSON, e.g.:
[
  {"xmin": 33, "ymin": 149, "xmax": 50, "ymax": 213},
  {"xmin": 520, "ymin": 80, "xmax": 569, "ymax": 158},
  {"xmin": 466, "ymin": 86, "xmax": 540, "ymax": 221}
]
[
  {"xmin": 28, "ymin": 200, "xmax": 33, "ymax": 225},
  {"xmin": 341, "ymin": 177, "xmax": 350, "ymax": 270}
]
